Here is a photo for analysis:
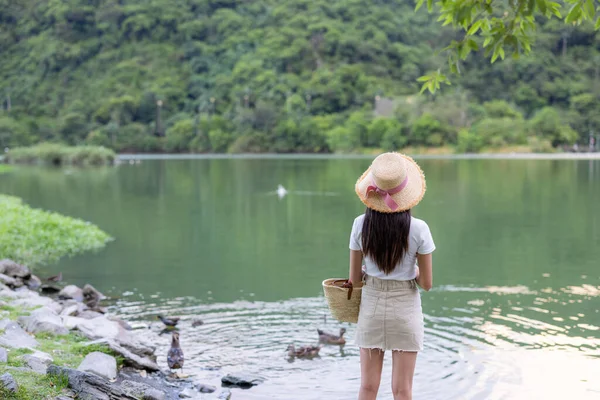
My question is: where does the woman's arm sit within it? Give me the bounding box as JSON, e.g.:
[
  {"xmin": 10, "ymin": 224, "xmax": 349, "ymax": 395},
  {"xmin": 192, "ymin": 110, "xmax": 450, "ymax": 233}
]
[
  {"xmin": 416, "ymin": 253, "xmax": 433, "ymax": 291},
  {"xmin": 349, "ymin": 250, "xmax": 363, "ymax": 285}
]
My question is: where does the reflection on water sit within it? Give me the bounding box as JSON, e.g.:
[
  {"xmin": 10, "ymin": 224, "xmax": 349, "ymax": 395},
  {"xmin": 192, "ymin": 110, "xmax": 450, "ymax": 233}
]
[{"xmin": 1, "ymin": 158, "xmax": 599, "ymax": 399}]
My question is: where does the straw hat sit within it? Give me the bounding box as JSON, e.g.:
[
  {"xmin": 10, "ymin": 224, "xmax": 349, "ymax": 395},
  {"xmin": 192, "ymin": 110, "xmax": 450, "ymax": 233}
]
[{"xmin": 355, "ymin": 152, "xmax": 426, "ymax": 213}]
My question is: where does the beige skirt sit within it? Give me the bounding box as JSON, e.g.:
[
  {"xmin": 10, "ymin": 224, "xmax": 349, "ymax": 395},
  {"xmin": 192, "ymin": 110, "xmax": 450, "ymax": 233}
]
[{"xmin": 354, "ymin": 276, "xmax": 424, "ymax": 352}]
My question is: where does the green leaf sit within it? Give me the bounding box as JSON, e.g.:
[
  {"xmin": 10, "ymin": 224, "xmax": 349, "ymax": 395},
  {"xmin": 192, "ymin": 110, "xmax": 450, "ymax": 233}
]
[
  {"xmin": 467, "ymin": 20, "xmax": 483, "ymax": 35},
  {"xmin": 415, "ymin": 0, "xmax": 425, "ymax": 12},
  {"xmin": 499, "ymin": 46, "xmax": 505, "ymax": 59},
  {"xmin": 566, "ymin": 4, "xmax": 582, "ymax": 23},
  {"xmin": 427, "ymin": 0, "xmax": 433, "ymax": 12},
  {"xmin": 467, "ymin": 38, "xmax": 479, "ymax": 51},
  {"xmin": 417, "ymin": 75, "xmax": 431, "ymax": 82},
  {"xmin": 585, "ymin": 0, "xmax": 595, "ymax": 18},
  {"xmin": 596, "ymin": 17, "xmax": 600, "ymax": 29},
  {"xmin": 535, "ymin": 0, "xmax": 547, "ymax": 14}
]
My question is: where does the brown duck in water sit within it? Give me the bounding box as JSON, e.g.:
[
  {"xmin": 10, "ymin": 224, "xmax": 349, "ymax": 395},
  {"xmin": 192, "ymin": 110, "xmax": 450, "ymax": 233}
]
[
  {"xmin": 167, "ymin": 331, "xmax": 184, "ymax": 373},
  {"xmin": 46, "ymin": 272, "xmax": 62, "ymax": 283},
  {"xmin": 317, "ymin": 327, "xmax": 347, "ymax": 345},
  {"xmin": 157, "ymin": 315, "xmax": 180, "ymax": 328},
  {"xmin": 286, "ymin": 345, "xmax": 322, "ymax": 359}
]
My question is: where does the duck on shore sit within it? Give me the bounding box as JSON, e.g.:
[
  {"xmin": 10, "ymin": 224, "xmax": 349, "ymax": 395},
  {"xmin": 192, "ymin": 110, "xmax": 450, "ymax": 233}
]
[
  {"xmin": 167, "ymin": 331, "xmax": 184, "ymax": 373},
  {"xmin": 317, "ymin": 327, "xmax": 346, "ymax": 345},
  {"xmin": 157, "ymin": 315, "xmax": 180, "ymax": 328},
  {"xmin": 286, "ymin": 344, "xmax": 321, "ymax": 359}
]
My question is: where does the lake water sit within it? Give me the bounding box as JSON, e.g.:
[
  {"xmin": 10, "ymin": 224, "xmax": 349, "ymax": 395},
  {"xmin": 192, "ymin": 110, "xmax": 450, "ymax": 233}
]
[{"xmin": 1, "ymin": 157, "xmax": 599, "ymax": 399}]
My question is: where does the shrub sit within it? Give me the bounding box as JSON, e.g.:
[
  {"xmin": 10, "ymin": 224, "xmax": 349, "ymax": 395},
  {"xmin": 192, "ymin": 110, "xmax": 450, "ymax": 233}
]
[
  {"xmin": 209, "ymin": 129, "xmax": 234, "ymax": 152},
  {"xmin": 228, "ymin": 133, "xmax": 268, "ymax": 153},
  {"xmin": 456, "ymin": 129, "xmax": 485, "ymax": 153},
  {"xmin": 5, "ymin": 144, "xmax": 116, "ymax": 166},
  {"xmin": 471, "ymin": 118, "xmax": 527, "ymax": 146},
  {"xmin": 165, "ymin": 119, "xmax": 195, "ymax": 152},
  {"xmin": 409, "ymin": 113, "xmax": 454, "ymax": 146},
  {"xmin": 527, "ymin": 136, "xmax": 555, "ymax": 153},
  {"xmin": 325, "ymin": 126, "xmax": 360, "ymax": 153},
  {"xmin": 529, "ymin": 107, "xmax": 579, "ymax": 146}
]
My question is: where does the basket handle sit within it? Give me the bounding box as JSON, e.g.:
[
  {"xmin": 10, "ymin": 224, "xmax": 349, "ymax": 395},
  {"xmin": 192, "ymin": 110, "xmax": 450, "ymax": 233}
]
[{"xmin": 331, "ymin": 279, "xmax": 354, "ymax": 300}]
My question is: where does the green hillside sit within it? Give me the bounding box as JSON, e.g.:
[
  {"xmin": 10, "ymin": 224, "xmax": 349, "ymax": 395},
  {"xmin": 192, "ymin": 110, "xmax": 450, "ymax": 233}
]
[{"xmin": 0, "ymin": 0, "xmax": 599, "ymax": 153}]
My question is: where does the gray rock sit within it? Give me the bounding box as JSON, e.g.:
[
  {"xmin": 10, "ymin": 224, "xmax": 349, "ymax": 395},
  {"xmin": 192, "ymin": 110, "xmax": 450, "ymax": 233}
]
[
  {"xmin": 0, "ymin": 259, "xmax": 31, "ymax": 279},
  {"xmin": 0, "ymin": 321, "xmax": 38, "ymax": 348},
  {"xmin": 217, "ymin": 389, "xmax": 232, "ymax": 400},
  {"xmin": 120, "ymin": 380, "xmax": 166, "ymax": 400},
  {"xmin": 75, "ymin": 317, "xmax": 122, "ymax": 339},
  {"xmin": 54, "ymin": 396, "xmax": 75, "ymax": 400},
  {"xmin": 0, "ymin": 273, "xmax": 18, "ymax": 287},
  {"xmin": 77, "ymin": 310, "xmax": 104, "ymax": 320},
  {"xmin": 48, "ymin": 365, "xmax": 137, "ymax": 400},
  {"xmin": 18, "ymin": 306, "xmax": 69, "ymax": 335},
  {"xmin": 0, "ymin": 347, "xmax": 7, "ymax": 363},
  {"xmin": 23, "ymin": 351, "xmax": 53, "ymax": 374},
  {"xmin": 0, "ymin": 372, "xmax": 18, "ymax": 392},
  {"xmin": 7, "ymin": 289, "xmax": 63, "ymax": 313},
  {"xmin": 178, "ymin": 388, "xmax": 196, "ymax": 398},
  {"xmin": 61, "ymin": 316, "xmax": 87, "ymax": 330},
  {"xmin": 221, "ymin": 372, "xmax": 264, "ymax": 388},
  {"xmin": 26, "ymin": 274, "xmax": 42, "ymax": 290},
  {"xmin": 60, "ymin": 304, "xmax": 81, "ymax": 317},
  {"xmin": 84, "ymin": 339, "xmax": 159, "ymax": 372},
  {"xmin": 194, "ymin": 383, "xmax": 216, "ymax": 393},
  {"xmin": 108, "ymin": 316, "xmax": 133, "ymax": 330},
  {"xmin": 58, "ymin": 285, "xmax": 84, "ymax": 302},
  {"xmin": 78, "ymin": 352, "xmax": 117, "ymax": 380}
]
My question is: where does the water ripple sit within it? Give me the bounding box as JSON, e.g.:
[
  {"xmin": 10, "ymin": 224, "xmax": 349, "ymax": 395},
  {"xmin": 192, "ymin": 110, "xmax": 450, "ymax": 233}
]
[{"xmin": 109, "ymin": 284, "xmax": 600, "ymax": 399}]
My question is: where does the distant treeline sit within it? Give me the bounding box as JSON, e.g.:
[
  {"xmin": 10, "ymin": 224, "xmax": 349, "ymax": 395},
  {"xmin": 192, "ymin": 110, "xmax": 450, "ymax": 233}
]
[{"xmin": 0, "ymin": 0, "xmax": 599, "ymax": 153}]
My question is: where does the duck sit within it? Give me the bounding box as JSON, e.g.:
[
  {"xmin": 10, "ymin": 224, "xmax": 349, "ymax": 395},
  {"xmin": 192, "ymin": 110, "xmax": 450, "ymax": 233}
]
[
  {"xmin": 277, "ymin": 184, "xmax": 288, "ymax": 199},
  {"xmin": 157, "ymin": 315, "xmax": 180, "ymax": 328},
  {"xmin": 167, "ymin": 331, "xmax": 184, "ymax": 373},
  {"xmin": 46, "ymin": 272, "xmax": 62, "ymax": 283},
  {"xmin": 317, "ymin": 327, "xmax": 347, "ymax": 345},
  {"xmin": 286, "ymin": 344, "xmax": 321, "ymax": 359},
  {"xmin": 191, "ymin": 319, "xmax": 204, "ymax": 327}
]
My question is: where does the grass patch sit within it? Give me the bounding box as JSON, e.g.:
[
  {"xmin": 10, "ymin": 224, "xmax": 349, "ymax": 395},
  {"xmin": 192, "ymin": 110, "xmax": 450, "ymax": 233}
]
[
  {"xmin": 0, "ymin": 308, "xmax": 123, "ymax": 399},
  {"xmin": 0, "ymin": 194, "xmax": 112, "ymax": 266},
  {"xmin": 0, "ymin": 302, "xmax": 33, "ymax": 320},
  {"xmin": 35, "ymin": 332, "xmax": 123, "ymax": 368},
  {"xmin": 5, "ymin": 143, "xmax": 115, "ymax": 166},
  {"xmin": 0, "ymin": 366, "xmax": 69, "ymax": 399},
  {"xmin": 0, "ymin": 165, "xmax": 13, "ymax": 174}
]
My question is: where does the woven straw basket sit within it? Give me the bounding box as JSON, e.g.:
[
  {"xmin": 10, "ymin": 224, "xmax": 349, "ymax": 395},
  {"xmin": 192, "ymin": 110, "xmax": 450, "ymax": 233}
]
[{"xmin": 322, "ymin": 278, "xmax": 362, "ymax": 323}]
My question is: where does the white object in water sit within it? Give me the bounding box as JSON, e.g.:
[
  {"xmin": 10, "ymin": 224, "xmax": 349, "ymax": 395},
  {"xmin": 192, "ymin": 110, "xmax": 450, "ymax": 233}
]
[{"xmin": 277, "ymin": 184, "xmax": 288, "ymax": 199}]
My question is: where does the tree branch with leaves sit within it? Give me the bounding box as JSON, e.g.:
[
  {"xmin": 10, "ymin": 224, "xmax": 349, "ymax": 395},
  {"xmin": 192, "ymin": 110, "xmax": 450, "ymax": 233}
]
[{"xmin": 417, "ymin": 0, "xmax": 600, "ymax": 93}]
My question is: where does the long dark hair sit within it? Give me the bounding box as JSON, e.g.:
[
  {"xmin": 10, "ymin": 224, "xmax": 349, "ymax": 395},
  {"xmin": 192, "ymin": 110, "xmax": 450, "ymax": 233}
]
[{"xmin": 361, "ymin": 208, "xmax": 411, "ymax": 275}]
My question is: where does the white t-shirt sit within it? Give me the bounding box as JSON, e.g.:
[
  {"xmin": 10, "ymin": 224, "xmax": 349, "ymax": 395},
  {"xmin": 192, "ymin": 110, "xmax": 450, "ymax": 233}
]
[{"xmin": 349, "ymin": 214, "xmax": 436, "ymax": 281}]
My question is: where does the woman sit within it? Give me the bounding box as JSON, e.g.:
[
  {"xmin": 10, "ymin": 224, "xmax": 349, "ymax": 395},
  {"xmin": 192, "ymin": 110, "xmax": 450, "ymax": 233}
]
[{"xmin": 348, "ymin": 152, "xmax": 435, "ymax": 400}]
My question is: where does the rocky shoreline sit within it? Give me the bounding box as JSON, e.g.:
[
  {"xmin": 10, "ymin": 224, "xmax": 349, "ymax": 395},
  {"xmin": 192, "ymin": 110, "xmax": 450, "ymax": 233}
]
[{"xmin": 0, "ymin": 259, "xmax": 256, "ymax": 399}]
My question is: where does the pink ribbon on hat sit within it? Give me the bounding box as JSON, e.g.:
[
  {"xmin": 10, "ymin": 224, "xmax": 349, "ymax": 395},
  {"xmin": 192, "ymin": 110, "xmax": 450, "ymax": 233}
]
[{"xmin": 366, "ymin": 176, "xmax": 409, "ymax": 211}]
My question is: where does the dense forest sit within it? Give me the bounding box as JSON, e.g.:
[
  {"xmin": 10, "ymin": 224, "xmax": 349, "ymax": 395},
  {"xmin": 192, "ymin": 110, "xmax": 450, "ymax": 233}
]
[{"xmin": 0, "ymin": 0, "xmax": 599, "ymax": 153}]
